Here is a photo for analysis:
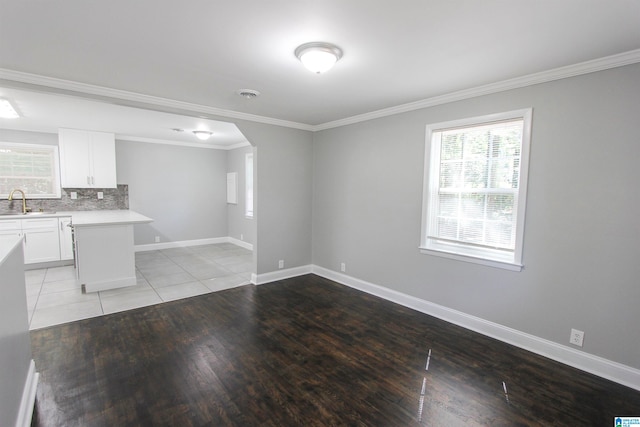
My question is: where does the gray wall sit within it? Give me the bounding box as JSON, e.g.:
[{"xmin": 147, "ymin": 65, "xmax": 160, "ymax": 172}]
[
  {"xmin": 226, "ymin": 145, "xmax": 255, "ymax": 246},
  {"xmin": 236, "ymin": 122, "xmax": 313, "ymax": 275},
  {"xmin": 116, "ymin": 140, "xmax": 228, "ymax": 245},
  {"xmin": 0, "ymin": 128, "xmax": 57, "ymax": 146},
  {"xmin": 312, "ymin": 63, "xmax": 640, "ymax": 370}
]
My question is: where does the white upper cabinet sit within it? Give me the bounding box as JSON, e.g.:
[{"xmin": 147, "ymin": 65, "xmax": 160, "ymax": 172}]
[{"xmin": 59, "ymin": 128, "xmax": 117, "ymax": 188}]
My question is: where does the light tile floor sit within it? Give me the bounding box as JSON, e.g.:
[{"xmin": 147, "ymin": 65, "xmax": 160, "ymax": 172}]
[{"xmin": 25, "ymin": 243, "xmax": 253, "ymax": 330}]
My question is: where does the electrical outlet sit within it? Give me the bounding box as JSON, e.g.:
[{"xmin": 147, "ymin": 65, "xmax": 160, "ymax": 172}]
[
  {"xmin": 70, "ymin": 192, "xmax": 77, "ymax": 200},
  {"xmin": 569, "ymin": 329, "xmax": 584, "ymax": 347},
  {"xmin": 278, "ymin": 260, "xmax": 284, "ymax": 269},
  {"xmin": 97, "ymin": 191, "xmax": 104, "ymax": 200},
  {"xmin": 340, "ymin": 262, "xmax": 346, "ymax": 272},
  {"xmin": 154, "ymin": 236, "xmax": 160, "ymax": 243},
  {"xmin": 240, "ymin": 234, "xmax": 244, "ymax": 241}
]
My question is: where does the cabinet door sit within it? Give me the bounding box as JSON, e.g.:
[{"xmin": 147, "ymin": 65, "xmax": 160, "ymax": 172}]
[
  {"xmin": 59, "ymin": 128, "xmax": 92, "ymax": 188},
  {"xmin": 23, "ymin": 228, "xmax": 61, "ymax": 264},
  {"xmin": 22, "ymin": 218, "xmax": 61, "ymax": 264},
  {"xmin": 0, "ymin": 229, "xmax": 22, "ymax": 249},
  {"xmin": 59, "ymin": 217, "xmax": 74, "ymax": 261},
  {"xmin": 90, "ymin": 131, "xmax": 117, "ymax": 188}
]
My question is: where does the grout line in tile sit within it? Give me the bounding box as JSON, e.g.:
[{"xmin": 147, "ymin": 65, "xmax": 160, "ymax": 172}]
[{"xmin": 28, "ymin": 244, "xmax": 253, "ymax": 329}]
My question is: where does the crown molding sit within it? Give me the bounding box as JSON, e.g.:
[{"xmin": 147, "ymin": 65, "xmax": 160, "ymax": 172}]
[
  {"xmin": 116, "ymin": 135, "xmax": 251, "ymax": 150},
  {"xmin": 0, "ymin": 69, "xmax": 314, "ymax": 131},
  {"xmin": 2, "ymin": 48, "xmax": 640, "ymax": 133},
  {"xmin": 314, "ymin": 48, "xmax": 640, "ymax": 131}
]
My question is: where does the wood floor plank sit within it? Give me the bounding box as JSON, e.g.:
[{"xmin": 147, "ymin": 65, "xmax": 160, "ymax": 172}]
[{"xmin": 30, "ymin": 275, "xmax": 640, "ymax": 426}]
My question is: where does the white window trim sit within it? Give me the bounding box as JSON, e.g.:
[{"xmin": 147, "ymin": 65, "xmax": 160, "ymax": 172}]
[
  {"xmin": 419, "ymin": 108, "xmax": 533, "ymax": 271},
  {"xmin": 245, "ymin": 152, "xmax": 254, "ymax": 219},
  {"xmin": 0, "ymin": 142, "xmax": 62, "ymax": 199}
]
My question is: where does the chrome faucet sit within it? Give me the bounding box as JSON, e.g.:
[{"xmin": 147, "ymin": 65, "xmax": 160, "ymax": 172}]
[{"xmin": 8, "ymin": 189, "xmax": 30, "ymax": 214}]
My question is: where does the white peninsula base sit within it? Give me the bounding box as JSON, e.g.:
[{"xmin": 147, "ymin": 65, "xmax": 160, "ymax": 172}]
[
  {"xmin": 75, "ymin": 224, "xmax": 136, "ymax": 292},
  {"xmin": 69, "ymin": 210, "xmax": 153, "ymax": 293}
]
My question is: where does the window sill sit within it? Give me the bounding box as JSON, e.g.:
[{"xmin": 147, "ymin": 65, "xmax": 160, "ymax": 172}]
[{"xmin": 419, "ymin": 247, "xmax": 523, "ymax": 272}]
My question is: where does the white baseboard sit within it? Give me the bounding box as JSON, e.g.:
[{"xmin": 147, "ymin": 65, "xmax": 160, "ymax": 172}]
[
  {"xmin": 227, "ymin": 237, "xmax": 253, "ymax": 251},
  {"xmin": 15, "ymin": 359, "xmax": 38, "ymax": 427},
  {"xmin": 253, "ymin": 265, "xmax": 312, "ymax": 285},
  {"xmin": 311, "ymin": 265, "xmax": 640, "ymax": 392},
  {"xmin": 135, "ymin": 237, "xmax": 251, "ymax": 252}
]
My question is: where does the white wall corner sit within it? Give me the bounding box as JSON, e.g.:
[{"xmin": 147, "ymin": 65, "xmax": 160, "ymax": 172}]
[
  {"xmin": 310, "ymin": 265, "xmax": 640, "ymax": 392},
  {"xmin": 15, "ymin": 360, "xmax": 38, "ymax": 427},
  {"xmin": 227, "ymin": 237, "xmax": 253, "ymax": 251}
]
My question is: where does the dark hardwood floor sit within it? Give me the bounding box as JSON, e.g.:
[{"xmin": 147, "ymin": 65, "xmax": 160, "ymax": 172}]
[{"xmin": 30, "ymin": 275, "xmax": 640, "ymax": 426}]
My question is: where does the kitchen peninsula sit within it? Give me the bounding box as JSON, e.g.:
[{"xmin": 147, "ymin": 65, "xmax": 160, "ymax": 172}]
[{"xmin": 70, "ymin": 210, "xmax": 152, "ymax": 292}]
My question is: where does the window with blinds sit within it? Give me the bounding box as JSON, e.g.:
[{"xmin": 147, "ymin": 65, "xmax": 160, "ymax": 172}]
[
  {"xmin": 420, "ymin": 109, "xmax": 532, "ymax": 271},
  {"xmin": 0, "ymin": 143, "xmax": 61, "ymax": 198}
]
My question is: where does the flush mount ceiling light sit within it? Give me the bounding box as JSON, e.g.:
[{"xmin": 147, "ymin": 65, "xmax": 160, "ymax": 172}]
[
  {"xmin": 237, "ymin": 89, "xmax": 261, "ymax": 99},
  {"xmin": 193, "ymin": 130, "xmax": 213, "ymax": 141},
  {"xmin": 0, "ymin": 98, "xmax": 20, "ymax": 119},
  {"xmin": 295, "ymin": 42, "xmax": 343, "ymax": 74}
]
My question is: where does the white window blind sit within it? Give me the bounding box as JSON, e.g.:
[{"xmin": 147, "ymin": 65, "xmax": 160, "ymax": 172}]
[
  {"xmin": 0, "ymin": 142, "xmax": 61, "ymax": 198},
  {"xmin": 420, "ymin": 109, "xmax": 532, "ymax": 270}
]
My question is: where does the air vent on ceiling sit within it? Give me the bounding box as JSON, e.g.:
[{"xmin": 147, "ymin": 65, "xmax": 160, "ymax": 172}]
[{"xmin": 237, "ymin": 89, "xmax": 260, "ymax": 99}]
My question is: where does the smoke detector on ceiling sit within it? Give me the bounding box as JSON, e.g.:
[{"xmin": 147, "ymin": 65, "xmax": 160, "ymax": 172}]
[{"xmin": 237, "ymin": 89, "xmax": 260, "ymax": 99}]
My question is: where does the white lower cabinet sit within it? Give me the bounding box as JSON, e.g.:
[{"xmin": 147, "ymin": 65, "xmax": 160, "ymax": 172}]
[
  {"xmin": 0, "ymin": 220, "xmax": 23, "ymax": 256},
  {"xmin": 0, "ymin": 228, "xmax": 22, "ymax": 248},
  {"xmin": 21, "ymin": 218, "xmax": 61, "ymax": 264},
  {"xmin": 0, "ymin": 216, "xmax": 74, "ymax": 264}
]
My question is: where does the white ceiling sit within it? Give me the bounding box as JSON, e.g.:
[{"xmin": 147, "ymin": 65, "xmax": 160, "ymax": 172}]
[
  {"xmin": 1, "ymin": 0, "xmax": 640, "ymax": 141},
  {"xmin": 0, "ymin": 87, "xmax": 249, "ymax": 149}
]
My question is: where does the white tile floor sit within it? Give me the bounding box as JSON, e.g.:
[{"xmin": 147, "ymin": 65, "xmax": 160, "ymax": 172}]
[{"xmin": 25, "ymin": 243, "xmax": 253, "ymax": 330}]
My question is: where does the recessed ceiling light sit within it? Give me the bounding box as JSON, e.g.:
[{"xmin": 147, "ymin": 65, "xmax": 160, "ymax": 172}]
[
  {"xmin": 0, "ymin": 98, "xmax": 20, "ymax": 119},
  {"xmin": 295, "ymin": 42, "xmax": 343, "ymax": 74},
  {"xmin": 237, "ymin": 89, "xmax": 261, "ymax": 99},
  {"xmin": 193, "ymin": 130, "xmax": 213, "ymax": 141}
]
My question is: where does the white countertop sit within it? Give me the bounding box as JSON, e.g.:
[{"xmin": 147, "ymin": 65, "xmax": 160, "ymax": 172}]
[
  {"xmin": 0, "ymin": 210, "xmax": 153, "ymax": 226},
  {"xmin": 66, "ymin": 210, "xmax": 153, "ymax": 226}
]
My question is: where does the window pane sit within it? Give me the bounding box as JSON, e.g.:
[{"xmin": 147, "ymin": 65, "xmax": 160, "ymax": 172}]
[
  {"xmin": 490, "ymin": 159, "xmax": 518, "ymax": 189},
  {"xmin": 460, "ymin": 193, "xmax": 485, "ymax": 220},
  {"xmin": 441, "ymin": 135, "xmax": 462, "ymax": 160},
  {"xmin": 439, "ymin": 161, "xmax": 462, "ymax": 188},
  {"xmin": 459, "ymin": 219, "xmax": 484, "ymax": 243},
  {"xmin": 437, "ymin": 217, "xmax": 458, "ymax": 240},
  {"xmin": 463, "ymin": 131, "xmax": 489, "ymax": 159},
  {"xmin": 438, "ymin": 193, "xmax": 458, "ymax": 218},
  {"xmin": 463, "ymin": 160, "xmax": 488, "ymax": 188}
]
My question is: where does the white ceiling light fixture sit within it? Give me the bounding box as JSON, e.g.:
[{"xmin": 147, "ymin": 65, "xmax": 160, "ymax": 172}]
[
  {"xmin": 295, "ymin": 42, "xmax": 343, "ymax": 74},
  {"xmin": 193, "ymin": 130, "xmax": 213, "ymax": 141},
  {"xmin": 0, "ymin": 98, "xmax": 20, "ymax": 119}
]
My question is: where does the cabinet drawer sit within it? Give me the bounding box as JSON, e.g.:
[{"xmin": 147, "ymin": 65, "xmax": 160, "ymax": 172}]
[
  {"xmin": 0, "ymin": 219, "xmax": 21, "ymax": 231},
  {"xmin": 21, "ymin": 218, "xmax": 59, "ymax": 229}
]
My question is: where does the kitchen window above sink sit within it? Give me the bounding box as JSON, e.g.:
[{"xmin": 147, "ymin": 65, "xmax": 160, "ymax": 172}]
[{"xmin": 0, "ymin": 142, "xmax": 61, "ymax": 199}]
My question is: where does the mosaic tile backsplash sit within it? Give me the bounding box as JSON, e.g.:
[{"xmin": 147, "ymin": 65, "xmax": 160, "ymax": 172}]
[{"xmin": 0, "ymin": 185, "xmax": 129, "ymax": 214}]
